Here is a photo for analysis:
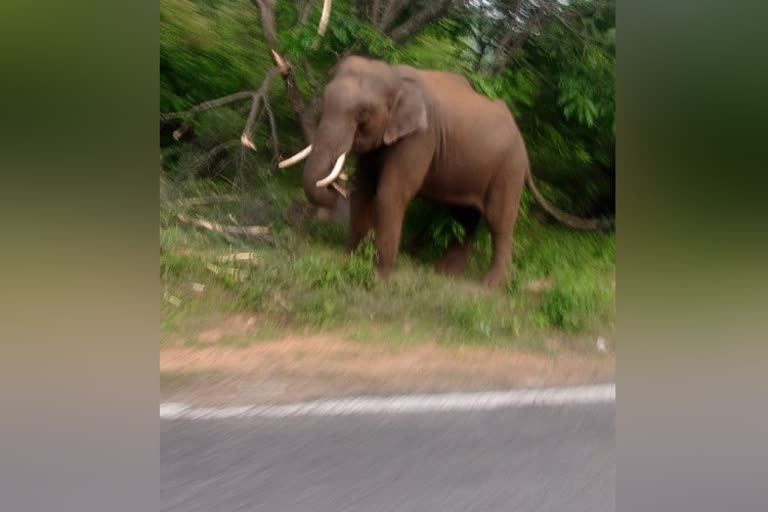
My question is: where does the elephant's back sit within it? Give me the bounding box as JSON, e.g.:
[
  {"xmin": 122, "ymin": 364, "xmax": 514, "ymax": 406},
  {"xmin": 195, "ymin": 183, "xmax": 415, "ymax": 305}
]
[
  {"xmin": 430, "ymin": 78, "xmax": 522, "ymax": 146},
  {"xmin": 403, "ymin": 66, "xmax": 527, "ymax": 168},
  {"xmin": 429, "ymin": 75, "xmax": 527, "ymax": 178}
]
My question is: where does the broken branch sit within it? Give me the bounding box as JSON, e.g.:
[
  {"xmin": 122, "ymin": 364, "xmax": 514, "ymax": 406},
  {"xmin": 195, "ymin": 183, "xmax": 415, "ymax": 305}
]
[
  {"xmin": 240, "ymin": 67, "xmax": 278, "ymax": 151},
  {"xmin": 311, "ymin": 0, "xmax": 333, "ymax": 49},
  {"xmin": 217, "ymin": 252, "xmax": 258, "ymax": 264},
  {"xmin": 318, "ymin": 0, "xmax": 333, "ymax": 36},
  {"xmin": 176, "ymin": 214, "xmax": 270, "ymax": 236},
  {"xmin": 271, "ymin": 50, "xmax": 315, "ymax": 143},
  {"xmin": 176, "ymin": 194, "xmax": 241, "ymax": 206},
  {"xmin": 163, "ymin": 91, "xmax": 255, "ymax": 140},
  {"xmin": 263, "ymin": 94, "xmax": 281, "ymax": 165},
  {"xmin": 205, "ymin": 262, "xmax": 249, "ymax": 282}
]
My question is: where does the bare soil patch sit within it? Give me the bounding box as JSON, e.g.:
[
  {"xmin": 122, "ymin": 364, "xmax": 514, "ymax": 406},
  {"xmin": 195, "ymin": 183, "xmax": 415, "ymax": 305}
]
[{"xmin": 161, "ymin": 314, "xmax": 614, "ymax": 406}]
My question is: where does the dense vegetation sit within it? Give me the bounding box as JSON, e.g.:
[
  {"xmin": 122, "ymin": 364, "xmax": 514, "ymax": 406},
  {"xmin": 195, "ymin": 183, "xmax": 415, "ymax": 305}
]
[{"xmin": 160, "ymin": 0, "xmax": 615, "ymax": 347}]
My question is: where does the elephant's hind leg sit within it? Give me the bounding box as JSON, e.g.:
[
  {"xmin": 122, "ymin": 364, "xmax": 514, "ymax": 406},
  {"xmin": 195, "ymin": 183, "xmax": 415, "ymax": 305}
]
[
  {"xmin": 436, "ymin": 206, "xmax": 481, "ymax": 277},
  {"xmin": 482, "ymin": 168, "xmax": 525, "ymax": 288}
]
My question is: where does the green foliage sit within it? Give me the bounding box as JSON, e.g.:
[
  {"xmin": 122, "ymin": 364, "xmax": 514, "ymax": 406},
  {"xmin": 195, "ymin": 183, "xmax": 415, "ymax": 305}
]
[
  {"xmin": 293, "ymin": 236, "xmax": 376, "ymax": 293},
  {"xmin": 282, "ymin": 1, "xmax": 402, "ymax": 65},
  {"xmin": 538, "ymin": 268, "xmax": 612, "ymax": 333},
  {"xmin": 444, "ymin": 296, "xmax": 495, "ymax": 339},
  {"xmin": 160, "ymin": 1, "xmax": 616, "ymax": 344},
  {"xmin": 516, "ymin": 3, "xmax": 615, "ymax": 214},
  {"xmin": 160, "ymin": 0, "xmax": 269, "ymax": 112},
  {"xmin": 511, "ymin": 216, "xmax": 615, "ymax": 333}
]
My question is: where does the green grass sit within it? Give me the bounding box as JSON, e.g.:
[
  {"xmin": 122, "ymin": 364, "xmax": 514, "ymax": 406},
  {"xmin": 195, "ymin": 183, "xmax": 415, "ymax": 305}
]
[{"xmin": 161, "ymin": 178, "xmax": 615, "ymax": 351}]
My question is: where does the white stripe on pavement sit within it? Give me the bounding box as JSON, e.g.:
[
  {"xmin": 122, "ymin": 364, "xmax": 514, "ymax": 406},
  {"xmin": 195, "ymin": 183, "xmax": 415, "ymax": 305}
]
[{"xmin": 160, "ymin": 384, "xmax": 615, "ymax": 420}]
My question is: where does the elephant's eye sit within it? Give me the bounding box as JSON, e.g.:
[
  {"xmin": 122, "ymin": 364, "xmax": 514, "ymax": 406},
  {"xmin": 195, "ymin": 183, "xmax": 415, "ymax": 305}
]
[{"xmin": 356, "ymin": 106, "xmax": 371, "ymax": 124}]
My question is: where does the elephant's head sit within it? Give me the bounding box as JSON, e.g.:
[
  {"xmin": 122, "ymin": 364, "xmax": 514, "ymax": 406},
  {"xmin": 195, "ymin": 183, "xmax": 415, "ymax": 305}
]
[{"xmin": 279, "ymin": 56, "xmax": 428, "ymax": 208}]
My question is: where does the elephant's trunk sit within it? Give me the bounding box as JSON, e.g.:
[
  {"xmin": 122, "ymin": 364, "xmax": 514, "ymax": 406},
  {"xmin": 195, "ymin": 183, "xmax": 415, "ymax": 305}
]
[
  {"xmin": 295, "ymin": 118, "xmax": 354, "ymax": 209},
  {"xmin": 301, "ymin": 150, "xmax": 345, "ymax": 209},
  {"xmin": 279, "ymin": 144, "xmax": 341, "ymax": 209}
]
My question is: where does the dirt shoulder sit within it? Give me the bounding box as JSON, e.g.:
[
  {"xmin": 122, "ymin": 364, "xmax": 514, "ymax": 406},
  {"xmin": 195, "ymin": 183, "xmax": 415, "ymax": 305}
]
[{"xmin": 161, "ymin": 316, "xmax": 614, "ymax": 406}]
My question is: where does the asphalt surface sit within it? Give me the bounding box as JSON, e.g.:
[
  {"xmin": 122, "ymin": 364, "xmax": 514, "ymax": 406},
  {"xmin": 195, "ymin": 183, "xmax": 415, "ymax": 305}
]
[{"xmin": 161, "ymin": 403, "xmax": 614, "ymax": 512}]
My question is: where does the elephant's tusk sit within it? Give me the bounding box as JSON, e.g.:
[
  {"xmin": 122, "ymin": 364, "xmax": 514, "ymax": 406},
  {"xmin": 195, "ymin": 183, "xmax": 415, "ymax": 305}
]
[
  {"xmin": 278, "ymin": 145, "xmax": 312, "ymax": 168},
  {"xmin": 316, "ymin": 153, "xmax": 346, "ymax": 187},
  {"xmin": 331, "ymin": 182, "xmax": 348, "ymax": 198}
]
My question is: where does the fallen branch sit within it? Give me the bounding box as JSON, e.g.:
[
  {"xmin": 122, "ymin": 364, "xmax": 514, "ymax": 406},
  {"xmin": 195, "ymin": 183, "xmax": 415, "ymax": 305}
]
[
  {"xmin": 205, "ymin": 262, "xmax": 249, "ymax": 282},
  {"xmin": 176, "ymin": 214, "xmax": 270, "ymax": 236},
  {"xmin": 176, "ymin": 194, "xmax": 241, "ymax": 206},
  {"xmin": 163, "ymin": 292, "xmax": 182, "ymax": 307},
  {"xmin": 217, "ymin": 252, "xmax": 258, "ymax": 264}
]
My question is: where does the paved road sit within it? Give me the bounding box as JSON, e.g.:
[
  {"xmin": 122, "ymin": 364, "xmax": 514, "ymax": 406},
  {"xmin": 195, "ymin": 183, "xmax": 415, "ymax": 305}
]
[{"xmin": 161, "ymin": 402, "xmax": 614, "ymax": 511}]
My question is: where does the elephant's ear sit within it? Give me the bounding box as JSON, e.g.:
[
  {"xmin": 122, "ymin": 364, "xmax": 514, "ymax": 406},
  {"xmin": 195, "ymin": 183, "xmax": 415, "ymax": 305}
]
[{"xmin": 383, "ymin": 79, "xmax": 428, "ymax": 146}]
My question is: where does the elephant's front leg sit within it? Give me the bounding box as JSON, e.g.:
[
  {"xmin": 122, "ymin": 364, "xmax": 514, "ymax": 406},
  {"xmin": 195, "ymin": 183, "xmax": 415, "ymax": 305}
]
[
  {"xmin": 373, "ymin": 191, "xmax": 408, "ymax": 279},
  {"xmin": 371, "ymin": 136, "xmax": 433, "ymax": 279},
  {"xmin": 372, "ymin": 167, "xmax": 424, "ymax": 278},
  {"xmin": 348, "ymin": 156, "xmax": 380, "ymax": 253},
  {"xmin": 348, "ymin": 188, "xmax": 375, "ymax": 252}
]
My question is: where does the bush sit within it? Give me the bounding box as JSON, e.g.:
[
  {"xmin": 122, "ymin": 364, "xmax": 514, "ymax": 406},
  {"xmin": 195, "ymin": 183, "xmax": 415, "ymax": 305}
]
[{"xmin": 538, "ymin": 269, "xmax": 612, "ymax": 333}]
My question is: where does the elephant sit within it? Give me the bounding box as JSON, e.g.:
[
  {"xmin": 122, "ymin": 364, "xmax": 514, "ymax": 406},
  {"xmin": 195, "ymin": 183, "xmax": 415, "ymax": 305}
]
[{"xmin": 279, "ymin": 55, "xmax": 602, "ymax": 288}]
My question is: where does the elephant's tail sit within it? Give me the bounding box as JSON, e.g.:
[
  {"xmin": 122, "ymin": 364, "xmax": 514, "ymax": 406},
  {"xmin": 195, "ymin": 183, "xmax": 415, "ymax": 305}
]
[{"xmin": 525, "ymin": 169, "xmax": 613, "ymax": 231}]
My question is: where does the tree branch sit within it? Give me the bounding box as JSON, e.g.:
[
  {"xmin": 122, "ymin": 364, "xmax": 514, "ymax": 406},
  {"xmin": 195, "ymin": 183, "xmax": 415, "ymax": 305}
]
[
  {"xmin": 253, "ymin": 0, "xmax": 278, "ymax": 48},
  {"xmin": 387, "ymin": 0, "xmax": 456, "ymax": 44},
  {"xmin": 297, "ymin": 0, "xmax": 318, "ymax": 27},
  {"xmin": 240, "ymin": 67, "xmax": 278, "ymax": 150},
  {"xmin": 378, "ymin": 0, "xmax": 409, "ymax": 31},
  {"xmin": 371, "ymin": 0, "xmax": 383, "ymax": 25},
  {"xmin": 302, "ymin": 57, "xmax": 321, "ymax": 90},
  {"xmin": 263, "ymin": 94, "xmax": 281, "ymax": 166},
  {"xmin": 486, "ymin": 28, "xmax": 519, "ymax": 76},
  {"xmin": 272, "ymin": 50, "xmax": 315, "ymax": 144},
  {"xmin": 310, "ymin": 0, "xmax": 334, "ymax": 49},
  {"xmin": 486, "ymin": 3, "xmax": 550, "ymax": 76},
  {"xmin": 163, "ymin": 91, "xmax": 255, "ymax": 140}
]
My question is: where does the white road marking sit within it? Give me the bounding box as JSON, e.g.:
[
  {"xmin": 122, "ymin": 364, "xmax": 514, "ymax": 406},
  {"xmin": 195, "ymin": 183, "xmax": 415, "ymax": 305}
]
[{"xmin": 160, "ymin": 384, "xmax": 615, "ymax": 420}]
